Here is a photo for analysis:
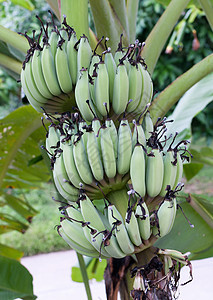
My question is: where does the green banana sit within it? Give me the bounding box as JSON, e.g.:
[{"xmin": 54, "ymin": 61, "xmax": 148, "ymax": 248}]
[
  {"xmin": 172, "ymin": 152, "xmax": 183, "ymax": 190},
  {"xmin": 153, "ymin": 198, "xmax": 177, "ymax": 238},
  {"xmin": 77, "ymin": 35, "xmax": 92, "ymax": 79},
  {"xmin": 135, "ymin": 201, "xmax": 151, "ymax": 241},
  {"xmin": 160, "ymin": 150, "xmax": 177, "ymax": 197},
  {"xmin": 73, "ymin": 138, "xmax": 94, "ymax": 185},
  {"xmin": 94, "ymin": 61, "xmax": 109, "ymax": 117},
  {"xmin": 67, "ymin": 32, "xmax": 78, "ymax": 85},
  {"xmin": 130, "ymin": 144, "xmax": 146, "ymax": 197},
  {"xmin": 142, "ymin": 111, "xmax": 154, "ymax": 140},
  {"xmin": 117, "ymin": 119, "xmax": 132, "ymax": 175},
  {"xmin": 100, "ymin": 126, "xmax": 117, "ymax": 179},
  {"xmin": 132, "ymin": 121, "xmax": 146, "ymax": 148},
  {"xmin": 104, "ymin": 50, "xmax": 116, "ymax": 102},
  {"xmin": 108, "ymin": 204, "xmax": 135, "ymax": 255},
  {"xmin": 105, "ymin": 119, "xmax": 118, "ymax": 159},
  {"xmin": 126, "ymin": 63, "xmax": 143, "ymax": 112},
  {"xmin": 146, "ymin": 149, "xmax": 164, "ymax": 198},
  {"xmin": 55, "ymin": 40, "xmax": 73, "ymax": 94},
  {"xmin": 49, "ymin": 30, "xmax": 58, "ymax": 59},
  {"xmin": 75, "ymin": 68, "xmax": 96, "ymax": 122},
  {"xmin": 41, "ymin": 44, "xmax": 62, "ymax": 96},
  {"xmin": 89, "ymin": 54, "xmax": 100, "ymax": 103},
  {"xmin": 112, "ymin": 63, "xmax": 129, "ymax": 115},
  {"xmin": 125, "ymin": 211, "xmax": 142, "ymax": 246}
]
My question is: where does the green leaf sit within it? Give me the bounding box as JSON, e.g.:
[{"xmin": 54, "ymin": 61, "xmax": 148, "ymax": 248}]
[
  {"xmin": 0, "ymin": 106, "xmax": 50, "ymax": 189},
  {"xmin": 154, "ymin": 194, "xmax": 213, "ymax": 259},
  {"xmin": 11, "ymin": 0, "xmax": 35, "ymax": 11},
  {"xmin": 27, "ymin": 155, "xmax": 43, "ymax": 167},
  {"xmin": 72, "ymin": 257, "xmax": 107, "ymax": 282},
  {"xmin": 183, "ymin": 163, "xmax": 204, "ymax": 181},
  {"xmin": 0, "ymin": 243, "xmax": 23, "ymax": 261},
  {"xmin": 0, "ymin": 255, "xmax": 36, "ymax": 300},
  {"xmin": 188, "ymin": 146, "xmax": 213, "ymax": 166},
  {"xmin": 166, "ymin": 72, "xmax": 213, "ymax": 143}
]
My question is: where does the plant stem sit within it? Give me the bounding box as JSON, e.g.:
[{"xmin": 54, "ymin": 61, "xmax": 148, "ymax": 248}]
[
  {"xmin": 76, "ymin": 252, "xmax": 92, "ymax": 300},
  {"xmin": 199, "ymin": 0, "xmax": 213, "ymax": 31},
  {"xmin": 58, "ymin": 0, "xmax": 89, "ymax": 38},
  {"xmin": 126, "ymin": 0, "xmax": 139, "ymax": 43},
  {"xmin": 0, "ymin": 53, "xmax": 22, "ymax": 74},
  {"xmin": 107, "ymin": 187, "xmax": 129, "ymax": 220},
  {"xmin": 141, "ymin": 0, "xmax": 190, "ymax": 75},
  {"xmin": 149, "ymin": 53, "xmax": 213, "ymax": 122},
  {"xmin": 0, "ymin": 25, "xmax": 29, "ymax": 54}
]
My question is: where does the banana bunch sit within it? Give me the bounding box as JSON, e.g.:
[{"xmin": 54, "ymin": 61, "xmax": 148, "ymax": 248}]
[
  {"xmin": 20, "ymin": 14, "xmax": 92, "ymax": 114},
  {"xmin": 57, "ymin": 191, "xmax": 155, "ymax": 259},
  {"xmin": 45, "ymin": 113, "xmax": 135, "ymax": 200}
]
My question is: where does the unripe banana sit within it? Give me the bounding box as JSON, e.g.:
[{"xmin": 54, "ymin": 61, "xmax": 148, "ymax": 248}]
[
  {"xmin": 135, "ymin": 201, "xmax": 151, "ymax": 241},
  {"xmin": 46, "ymin": 126, "xmax": 60, "ymax": 156},
  {"xmin": 159, "ymin": 151, "xmax": 177, "ymax": 197},
  {"xmin": 142, "ymin": 111, "xmax": 154, "ymax": 140},
  {"xmin": 92, "ymin": 118, "xmax": 102, "ymax": 153},
  {"xmin": 126, "ymin": 63, "xmax": 143, "ymax": 112},
  {"xmin": 67, "ymin": 32, "xmax": 78, "ymax": 85},
  {"xmin": 94, "ymin": 61, "xmax": 109, "ymax": 117},
  {"xmin": 104, "ymin": 50, "xmax": 116, "ymax": 101},
  {"xmin": 130, "ymin": 145, "xmax": 146, "ymax": 197},
  {"xmin": 105, "ymin": 119, "xmax": 118, "ymax": 159},
  {"xmin": 41, "ymin": 44, "xmax": 62, "ymax": 96},
  {"xmin": 77, "ymin": 35, "xmax": 92, "ymax": 79},
  {"xmin": 108, "ymin": 205, "xmax": 135, "ymax": 255},
  {"xmin": 112, "ymin": 63, "xmax": 129, "ymax": 115},
  {"xmin": 31, "ymin": 49, "xmax": 52, "ymax": 98},
  {"xmin": 60, "ymin": 141, "xmax": 82, "ymax": 188},
  {"xmin": 55, "ymin": 40, "xmax": 73, "ymax": 94},
  {"xmin": 152, "ymin": 198, "xmax": 177, "ymax": 238},
  {"xmin": 49, "ymin": 30, "xmax": 58, "ymax": 58},
  {"xmin": 86, "ymin": 130, "xmax": 104, "ymax": 181},
  {"xmin": 114, "ymin": 50, "xmax": 125, "ymax": 66},
  {"xmin": 75, "ymin": 68, "xmax": 95, "ymax": 122},
  {"xmin": 125, "ymin": 211, "xmax": 142, "ymax": 246},
  {"xmin": 73, "ymin": 138, "xmax": 94, "ymax": 185},
  {"xmin": 59, "ymin": 226, "xmax": 100, "ymax": 258},
  {"xmin": 89, "ymin": 54, "xmax": 100, "ymax": 102},
  {"xmin": 132, "ymin": 122, "xmax": 146, "ymax": 148},
  {"xmin": 146, "ymin": 149, "xmax": 164, "ymax": 198},
  {"xmin": 117, "ymin": 119, "xmax": 132, "ymax": 175},
  {"xmin": 172, "ymin": 152, "xmax": 183, "ymax": 190},
  {"xmin": 100, "ymin": 126, "xmax": 116, "ymax": 178},
  {"xmin": 135, "ymin": 63, "xmax": 153, "ymax": 115}
]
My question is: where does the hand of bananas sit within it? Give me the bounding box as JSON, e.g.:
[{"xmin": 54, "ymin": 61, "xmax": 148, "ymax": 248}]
[
  {"xmin": 20, "ymin": 13, "xmax": 193, "ymax": 261},
  {"xmin": 20, "ymin": 14, "xmax": 152, "ymax": 119}
]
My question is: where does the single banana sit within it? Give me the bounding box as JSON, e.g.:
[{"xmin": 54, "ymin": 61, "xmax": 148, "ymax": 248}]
[
  {"xmin": 49, "ymin": 30, "xmax": 58, "ymax": 59},
  {"xmin": 126, "ymin": 63, "xmax": 143, "ymax": 113},
  {"xmin": 130, "ymin": 144, "xmax": 146, "ymax": 197},
  {"xmin": 125, "ymin": 211, "xmax": 142, "ymax": 246},
  {"xmin": 114, "ymin": 49, "xmax": 125, "ymax": 66},
  {"xmin": 108, "ymin": 205, "xmax": 135, "ymax": 255},
  {"xmin": 112, "ymin": 63, "xmax": 129, "ymax": 115},
  {"xmin": 41, "ymin": 44, "xmax": 62, "ymax": 96},
  {"xmin": 92, "ymin": 118, "xmax": 102, "ymax": 153},
  {"xmin": 94, "ymin": 61, "xmax": 109, "ymax": 117},
  {"xmin": 75, "ymin": 68, "xmax": 95, "ymax": 122},
  {"xmin": 117, "ymin": 119, "xmax": 132, "ymax": 175},
  {"xmin": 61, "ymin": 218, "xmax": 97, "ymax": 251},
  {"xmin": 73, "ymin": 138, "xmax": 94, "ymax": 185},
  {"xmin": 59, "ymin": 226, "xmax": 100, "ymax": 258},
  {"xmin": 135, "ymin": 63, "xmax": 153, "ymax": 115},
  {"xmin": 132, "ymin": 121, "xmax": 146, "ymax": 148},
  {"xmin": 153, "ymin": 198, "xmax": 177, "ymax": 238},
  {"xmin": 89, "ymin": 54, "xmax": 100, "ymax": 103},
  {"xmin": 55, "ymin": 40, "xmax": 73, "ymax": 94},
  {"xmin": 67, "ymin": 32, "xmax": 78, "ymax": 85},
  {"xmin": 146, "ymin": 148, "xmax": 164, "ymax": 198},
  {"xmin": 172, "ymin": 152, "xmax": 183, "ymax": 190},
  {"xmin": 159, "ymin": 150, "xmax": 177, "ymax": 197},
  {"xmin": 135, "ymin": 201, "xmax": 151, "ymax": 241},
  {"xmin": 46, "ymin": 126, "xmax": 60, "ymax": 156},
  {"xmin": 60, "ymin": 141, "xmax": 82, "ymax": 188},
  {"xmin": 105, "ymin": 119, "xmax": 118, "ymax": 159},
  {"xmin": 31, "ymin": 49, "xmax": 52, "ymax": 98},
  {"xmin": 77, "ymin": 35, "xmax": 92, "ymax": 80},
  {"xmin": 100, "ymin": 126, "xmax": 116, "ymax": 179},
  {"xmin": 86, "ymin": 129, "xmax": 104, "ymax": 181},
  {"xmin": 142, "ymin": 111, "xmax": 154, "ymax": 140},
  {"xmin": 104, "ymin": 50, "xmax": 116, "ymax": 101}
]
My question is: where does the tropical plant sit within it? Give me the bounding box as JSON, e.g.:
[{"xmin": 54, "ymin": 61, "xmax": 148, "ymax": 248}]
[{"xmin": 0, "ymin": 0, "xmax": 213, "ymax": 299}]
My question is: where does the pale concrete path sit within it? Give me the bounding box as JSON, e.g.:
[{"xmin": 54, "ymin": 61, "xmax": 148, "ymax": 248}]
[{"xmin": 21, "ymin": 250, "xmax": 213, "ymax": 300}]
